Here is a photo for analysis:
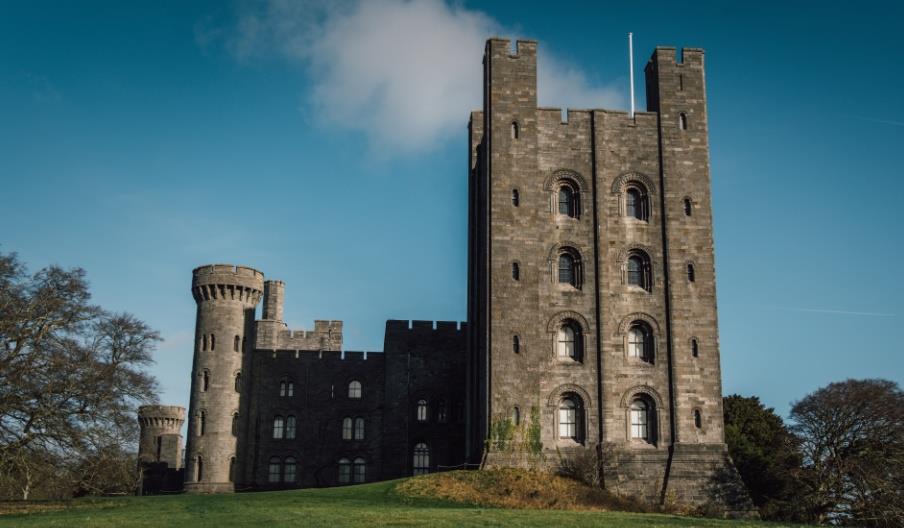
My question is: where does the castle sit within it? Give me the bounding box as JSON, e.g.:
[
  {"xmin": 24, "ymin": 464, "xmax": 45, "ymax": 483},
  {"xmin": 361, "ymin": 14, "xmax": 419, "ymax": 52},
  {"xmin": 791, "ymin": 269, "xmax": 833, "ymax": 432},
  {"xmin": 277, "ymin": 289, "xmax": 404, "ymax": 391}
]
[{"xmin": 138, "ymin": 38, "xmax": 751, "ymax": 511}]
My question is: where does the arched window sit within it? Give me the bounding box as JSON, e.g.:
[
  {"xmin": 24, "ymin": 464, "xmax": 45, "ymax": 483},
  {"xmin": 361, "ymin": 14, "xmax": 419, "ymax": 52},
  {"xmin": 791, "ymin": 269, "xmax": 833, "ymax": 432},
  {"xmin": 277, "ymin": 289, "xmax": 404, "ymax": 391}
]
[
  {"xmin": 679, "ymin": 113, "xmax": 688, "ymax": 130},
  {"xmin": 268, "ymin": 456, "xmax": 281, "ymax": 483},
  {"xmin": 354, "ymin": 417, "xmax": 365, "ymax": 440},
  {"xmin": 198, "ymin": 411, "xmax": 206, "ymax": 436},
  {"xmin": 436, "ymin": 401, "xmax": 448, "ymax": 423},
  {"xmin": 234, "ymin": 335, "xmax": 240, "ymax": 352},
  {"xmin": 210, "ymin": 334, "xmax": 215, "ymax": 351},
  {"xmin": 348, "ymin": 380, "xmax": 362, "ymax": 399},
  {"xmin": 557, "ymin": 184, "xmax": 578, "ymax": 217},
  {"xmin": 684, "ymin": 198, "xmax": 693, "ymax": 216},
  {"xmin": 413, "ymin": 443, "xmax": 430, "ymax": 475},
  {"xmin": 512, "ymin": 189, "xmax": 520, "ymax": 207},
  {"xmin": 691, "ymin": 338, "xmax": 699, "ymax": 358},
  {"xmin": 511, "ymin": 121, "xmax": 519, "ymax": 139},
  {"xmin": 234, "ymin": 372, "xmax": 242, "ymax": 393},
  {"xmin": 353, "ymin": 457, "xmax": 366, "ymax": 483},
  {"xmin": 628, "ymin": 323, "xmax": 654, "ymax": 363},
  {"xmin": 512, "ymin": 406, "xmax": 521, "ymax": 426},
  {"xmin": 694, "ymin": 409, "xmax": 702, "ymax": 429},
  {"xmin": 625, "ymin": 186, "xmax": 649, "ymax": 221},
  {"xmin": 232, "ymin": 412, "xmax": 239, "ymax": 436},
  {"xmin": 284, "ymin": 457, "xmax": 297, "ymax": 483},
  {"xmin": 558, "ymin": 253, "xmax": 576, "ymax": 286},
  {"xmin": 416, "ymin": 399, "xmax": 428, "ymax": 422},
  {"xmin": 512, "ymin": 262, "xmax": 520, "ymax": 281},
  {"xmin": 201, "ymin": 370, "xmax": 209, "ymax": 392},
  {"xmin": 630, "ymin": 397, "xmax": 656, "ymax": 444},
  {"xmin": 558, "ymin": 396, "xmax": 583, "ymax": 441},
  {"xmin": 279, "ymin": 378, "xmax": 295, "ymax": 397},
  {"xmin": 272, "ymin": 415, "xmax": 285, "ymax": 439},
  {"xmin": 626, "ymin": 252, "xmax": 651, "ymax": 291},
  {"xmin": 513, "ymin": 335, "xmax": 520, "ymax": 354},
  {"xmin": 342, "ymin": 417, "xmax": 353, "ymax": 440},
  {"xmin": 557, "ymin": 321, "xmax": 582, "ymax": 361},
  {"xmin": 338, "ymin": 458, "xmax": 351, "ymax": 484},
  {"xmin": 687, "ymin": 264, "xmax": 696, "ymax": 283},
  {"xmin": 196, "ymin": 456, "xmax": 203, "ymax": 481},
  {"xmin": 286, "ymin": 415, "xmax": 296, "ymax": 440}
]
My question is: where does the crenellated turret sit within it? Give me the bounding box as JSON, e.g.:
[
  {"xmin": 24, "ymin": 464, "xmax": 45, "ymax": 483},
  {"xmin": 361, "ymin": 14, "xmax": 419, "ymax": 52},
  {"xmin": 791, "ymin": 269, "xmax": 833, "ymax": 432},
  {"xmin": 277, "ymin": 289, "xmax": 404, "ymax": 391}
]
[{"xmin": 184, "ymin": 264, "xmax": 263, "ymax": 493}]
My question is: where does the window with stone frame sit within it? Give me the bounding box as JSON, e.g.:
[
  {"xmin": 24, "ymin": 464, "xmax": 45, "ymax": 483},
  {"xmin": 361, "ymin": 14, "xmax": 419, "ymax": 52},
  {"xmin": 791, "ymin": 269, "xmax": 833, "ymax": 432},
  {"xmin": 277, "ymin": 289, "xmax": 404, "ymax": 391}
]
[
  {"xmin": 558, "ymin": 395, "xmax": 583, "ymax": 442},
  {"xmin": 413, "ymin": 443, "xmax": 430, "ymax": 475},
  {"xmin": 338, "ymin": 458, "xmax": 351, "ymax": 484},
  {"xmin": 272, "ymin": 415, "xmax": 285, "ymax": 439},
  {"xmin": 416, "ymin": 399, "xmax": 428, "ymax": 422},
  {"xmin": 268, "ymin": 457, "xmax": 281, "ymax": 483},
  {"xmin": 353, "ymin": 457, "xmax": 366, "ymax": 483},
  {"xmin": 342, "ymin": 417, "xmax": 353, "ymax": 440},
  {"xmin": 556, "ymin": 321, "xmax": 582, "ymax": 361},
  {"xmin": 348, "ymin": 380, "xmax": 362, "ymax": 399},
  {"xmin": 630, "ymin": 396, "xmax": 656, "ymax": 444},
  {"xmin": 286, "ymin": 415, "xmax": 296, "ymax": 440},
  {"xmin": 557, "ymin": 183, "xmax": 579, "ymax": 218},
  {"xmin": 627, "ymin": 322, "xmax": 654, "ymax": 363},
  {"xmin": 284, "ymin": 457, "xmax": 297, "ymax": 483},
  {"xmin": 354, "ymin": 417, "xmax": 365, "ymax": 440},
  {"xmin": 626, "ymin": 251, "xmax": 652, "ymax": 291},
  {"xmin": 625, "ymin": 185, "xmax": 649, "ymax": 221}
]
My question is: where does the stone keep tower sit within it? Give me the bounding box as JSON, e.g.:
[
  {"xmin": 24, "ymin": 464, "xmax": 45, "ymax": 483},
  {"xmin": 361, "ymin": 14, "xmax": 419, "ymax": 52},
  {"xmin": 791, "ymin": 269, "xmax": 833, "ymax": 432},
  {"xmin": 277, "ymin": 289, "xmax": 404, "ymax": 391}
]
[
  {"xmin": 467, "ymin": 39, "xmax": 750, "ymax": 511},
  {"xmin": 184, "ymin": 264, "xmax": 263, "ymax": 493},
  {"xmin": 137, "ymin": 405, "xmax": 185, "ymax": 468}
]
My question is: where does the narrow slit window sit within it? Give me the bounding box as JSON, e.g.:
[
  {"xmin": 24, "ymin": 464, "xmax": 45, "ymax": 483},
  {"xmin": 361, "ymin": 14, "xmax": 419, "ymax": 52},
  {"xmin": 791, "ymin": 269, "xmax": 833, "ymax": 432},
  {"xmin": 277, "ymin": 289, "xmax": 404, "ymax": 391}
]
[
  {"xmin": 513, "ymin": 335, "xmax": 520, "ymax": 354},
  {"xmin": 234, "ymin": 335, "xmax": 240, "ymax": 352},
  {"xmin": 691, "ymin": 338, "xmax": 699, "ymax": 358},
  {"xmin": 684, "ymin": 198, "xmax": 693, "ymax": 216},
  {"xmin": 210, "ymin": 334, "xmax": 215, "ymax": 351},
  {"xmin": 512, "ymin": 262, "xmax": 520, "ymax": 281},
  {"xmin": 512, "ymin": 189, "xmax": 519, "ymax": 207},
  {"xmin": 679, "ymin": 113, "xmax": 688, "ymax": 130},
  {"xmin": 694, "ymin": 409, "xmax": 702, "ymax": 429},
  {"xmin": 687, "ymin": 264, "xmax": 696, "ymax": 283},
  {"xmin": 511, "ymin": 121, "xmax": 519, "ymax": 139}
]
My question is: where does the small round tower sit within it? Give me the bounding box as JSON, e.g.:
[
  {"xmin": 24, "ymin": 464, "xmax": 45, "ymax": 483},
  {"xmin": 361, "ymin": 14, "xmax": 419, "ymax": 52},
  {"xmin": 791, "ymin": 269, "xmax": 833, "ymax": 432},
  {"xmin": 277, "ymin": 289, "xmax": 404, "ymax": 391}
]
[
  {"xmin": 137, "ymin": 405, "xmax": 186, "ymax": 467},
  {"xmin": 183, "ymin": 264, "xmax": 263, "ymax": 493}
]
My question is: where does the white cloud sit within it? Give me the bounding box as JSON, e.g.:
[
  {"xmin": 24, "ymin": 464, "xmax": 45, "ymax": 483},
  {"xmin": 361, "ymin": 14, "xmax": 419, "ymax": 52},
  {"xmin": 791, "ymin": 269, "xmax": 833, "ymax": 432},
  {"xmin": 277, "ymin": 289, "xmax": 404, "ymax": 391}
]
[{"xmin": 211, "ymin": 0, "xmax": 624, "ymax": 155}]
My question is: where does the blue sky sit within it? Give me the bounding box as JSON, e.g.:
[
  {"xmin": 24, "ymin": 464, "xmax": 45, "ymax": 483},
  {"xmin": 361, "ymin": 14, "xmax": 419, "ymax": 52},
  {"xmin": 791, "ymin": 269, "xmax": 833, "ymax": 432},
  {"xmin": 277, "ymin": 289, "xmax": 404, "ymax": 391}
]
[{"xmin": 2, "ymin": 0, "xmax": 902, "ymax": 420}]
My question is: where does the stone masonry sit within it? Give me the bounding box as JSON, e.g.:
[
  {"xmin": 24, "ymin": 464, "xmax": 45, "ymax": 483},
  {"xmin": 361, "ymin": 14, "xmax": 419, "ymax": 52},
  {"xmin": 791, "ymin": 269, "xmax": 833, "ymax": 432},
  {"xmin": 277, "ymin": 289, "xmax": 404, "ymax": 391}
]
[{"xmin": 138, "ymin": 37, "xmax": 752, "ymax": 513}]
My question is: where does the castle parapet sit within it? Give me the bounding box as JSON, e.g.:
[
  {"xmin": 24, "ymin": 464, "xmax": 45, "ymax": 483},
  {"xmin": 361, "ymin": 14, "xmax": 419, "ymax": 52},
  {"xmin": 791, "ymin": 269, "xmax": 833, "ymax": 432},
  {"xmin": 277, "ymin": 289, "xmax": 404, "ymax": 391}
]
[
  {"xmin": 254, "ymin": 319, "xmax": 343, "ymax": 351},
  {"xmin": 191, "ymin": 264, "xmax": 264, "ymax": 306}
]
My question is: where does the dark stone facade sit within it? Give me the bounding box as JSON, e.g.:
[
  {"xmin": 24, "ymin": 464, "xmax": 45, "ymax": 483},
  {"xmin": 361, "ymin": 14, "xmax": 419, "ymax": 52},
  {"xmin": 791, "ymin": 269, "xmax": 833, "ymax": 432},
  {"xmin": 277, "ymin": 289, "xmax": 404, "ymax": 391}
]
[{"xmin": 138, "ymin": 37, "xmax": 752, "ymax": 513}]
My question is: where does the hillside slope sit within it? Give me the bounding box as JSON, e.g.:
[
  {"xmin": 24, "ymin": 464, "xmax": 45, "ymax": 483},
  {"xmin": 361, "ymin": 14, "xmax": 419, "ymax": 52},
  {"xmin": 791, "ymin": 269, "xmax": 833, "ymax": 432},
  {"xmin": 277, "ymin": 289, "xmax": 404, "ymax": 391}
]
[{"xmin": 0, "ymin": 472, "xmax": 797, "ymax": 528}]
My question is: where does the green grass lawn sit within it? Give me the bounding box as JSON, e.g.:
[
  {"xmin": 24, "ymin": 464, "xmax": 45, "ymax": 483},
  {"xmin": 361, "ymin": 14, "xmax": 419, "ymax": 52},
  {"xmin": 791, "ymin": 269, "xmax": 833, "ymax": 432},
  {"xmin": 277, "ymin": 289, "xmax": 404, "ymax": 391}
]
[{"xmin": 0, "ymin": 479, "xmax": 801, "ymax": 528}]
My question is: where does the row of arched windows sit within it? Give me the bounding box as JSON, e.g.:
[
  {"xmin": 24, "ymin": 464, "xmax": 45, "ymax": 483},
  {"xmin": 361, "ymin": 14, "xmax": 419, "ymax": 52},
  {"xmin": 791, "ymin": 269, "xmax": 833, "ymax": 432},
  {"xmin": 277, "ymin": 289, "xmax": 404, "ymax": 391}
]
[
  {"xmin": 269, "ymin": 456, "xmax": 297, "ymax": 483},
  {"xmin": 272, "ymin": 415, "xmax": 297, "ymax": 439},
  {"xmin": 199, "ymin": 334, "xmax": 245, "ymax": 352},
  {"xmin": 198, "ymin": 369, "xmax": 243, "ymax": 393},
  {"xmin": 414, "ymin": 399, "xmax": 461, "ymax": 423},
  {"xmin": 276, "ymin": 379, "xmax": 364, "ymax": 399},
  {"xmin": 512, "ymin": 248, "xmax": 696, "ymax": 291},
  {"xmin": 341, "ymin": 417, "xmax": 365, "ymax": 440},
  {"xmin": 509, "ymin": 181, "xmax": 694, "ymax": 221},
  {"xmin": 513, "ymin": 318, "xmax": 701, "ymax": 364},
  {"xmin": 338, "ymin": 457, "xmax": 366, "ymax": 483}
]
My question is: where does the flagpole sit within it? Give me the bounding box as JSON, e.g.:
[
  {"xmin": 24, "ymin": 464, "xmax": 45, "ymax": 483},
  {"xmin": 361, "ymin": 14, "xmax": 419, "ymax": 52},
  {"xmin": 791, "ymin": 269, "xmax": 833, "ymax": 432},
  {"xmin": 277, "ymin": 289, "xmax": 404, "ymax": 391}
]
[{"xmin": 629, "ymin": 32, "xmax": 635, "ymax": 118}]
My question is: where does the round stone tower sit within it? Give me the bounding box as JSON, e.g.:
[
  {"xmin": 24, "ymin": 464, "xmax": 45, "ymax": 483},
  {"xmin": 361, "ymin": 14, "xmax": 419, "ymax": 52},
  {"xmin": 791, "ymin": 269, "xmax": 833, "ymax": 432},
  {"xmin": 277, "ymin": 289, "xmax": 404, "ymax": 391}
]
[
  {"xmin": 183, "ymin": 264, "xmax": 263, "ymax": 493},
  {"xmin": 137, "ymin": 405, "xmax": 186, "ymax": 467}
]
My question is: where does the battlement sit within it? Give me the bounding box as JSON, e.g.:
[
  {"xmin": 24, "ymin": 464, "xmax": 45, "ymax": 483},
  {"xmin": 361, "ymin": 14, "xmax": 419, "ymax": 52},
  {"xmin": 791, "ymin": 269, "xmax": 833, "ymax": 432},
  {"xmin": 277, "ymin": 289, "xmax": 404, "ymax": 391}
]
[
  {"xmin": 254, "ymin": 319, "xmax": 343, "ymax": 351},
  {"xmin": 191, "ymin": 263, "xmax": 264, "ymax": 305},
  {"xmin": 486, "ymin": 37, "xmax": 537, "ymax": 58},
  {"xmin": 647, "ymin": 46, "xmax": 704, "ymax": 68},
  {"xmin": 137, "ymin": 405, "xmax": 185, "ymax": 430}
]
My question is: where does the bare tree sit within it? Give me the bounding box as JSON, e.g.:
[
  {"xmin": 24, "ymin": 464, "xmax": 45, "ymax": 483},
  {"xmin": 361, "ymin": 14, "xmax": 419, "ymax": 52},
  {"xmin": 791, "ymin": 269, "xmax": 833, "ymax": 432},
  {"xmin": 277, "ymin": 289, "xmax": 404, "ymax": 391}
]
[
  {"xmin": 0, "ymin": 251, "xmax": 160, "ymax": 499},
  {"xmin": 790, "ymin": 379, "xmax": 904, "ymax": 527}
]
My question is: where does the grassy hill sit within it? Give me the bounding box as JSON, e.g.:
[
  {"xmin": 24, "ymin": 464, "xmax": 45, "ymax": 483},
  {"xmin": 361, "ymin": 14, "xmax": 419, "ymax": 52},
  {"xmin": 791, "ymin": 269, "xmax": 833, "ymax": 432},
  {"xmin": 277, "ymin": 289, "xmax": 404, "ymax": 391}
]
[{"xmin": 0, "ymin": 470, "xmax": 801, "ymax": 527}]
